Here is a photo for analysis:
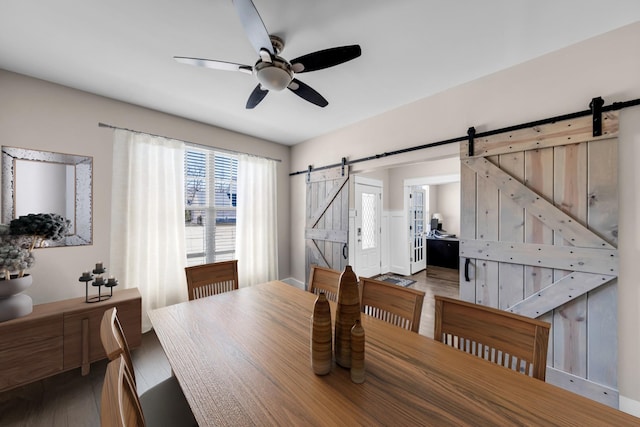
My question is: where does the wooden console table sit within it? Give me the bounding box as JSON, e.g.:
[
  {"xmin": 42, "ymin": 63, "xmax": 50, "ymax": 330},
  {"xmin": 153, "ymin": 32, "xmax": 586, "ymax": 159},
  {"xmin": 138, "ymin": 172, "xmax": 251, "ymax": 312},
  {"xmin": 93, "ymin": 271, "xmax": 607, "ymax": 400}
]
[{"xmin": 0, "ymin": 287, "xmax": 141, "ymax": 392}]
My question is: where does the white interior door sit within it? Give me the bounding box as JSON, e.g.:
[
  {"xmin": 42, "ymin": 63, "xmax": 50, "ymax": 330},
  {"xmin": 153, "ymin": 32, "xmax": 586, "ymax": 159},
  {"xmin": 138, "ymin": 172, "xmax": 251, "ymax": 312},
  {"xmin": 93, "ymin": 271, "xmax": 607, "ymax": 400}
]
[
  {"xmin": 355, "ymin": 180, "xmax": 382, "ymax": 278},
  {"xmin": 409, "ymin": 187, "xmax": 426, "ymax": 274}
]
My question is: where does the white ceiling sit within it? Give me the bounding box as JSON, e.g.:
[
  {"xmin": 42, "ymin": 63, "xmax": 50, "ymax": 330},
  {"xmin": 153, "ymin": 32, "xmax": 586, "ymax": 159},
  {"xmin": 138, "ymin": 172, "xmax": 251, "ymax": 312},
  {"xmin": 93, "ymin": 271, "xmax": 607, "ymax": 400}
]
[{"xmin": 2, "ymin": 1, "xmax": 640, "ymax": 146}]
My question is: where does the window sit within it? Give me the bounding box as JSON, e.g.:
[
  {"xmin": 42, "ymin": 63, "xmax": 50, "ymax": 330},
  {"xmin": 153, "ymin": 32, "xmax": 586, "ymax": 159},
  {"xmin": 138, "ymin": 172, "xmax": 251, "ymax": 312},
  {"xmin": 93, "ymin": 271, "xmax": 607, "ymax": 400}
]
[
  {"xmin": 184, "ymin": 147, "xmax": 238, "ymax": 266},
  {"xmin": 361, "ymin": 192, "xmax": 377, "ymax": 250}
]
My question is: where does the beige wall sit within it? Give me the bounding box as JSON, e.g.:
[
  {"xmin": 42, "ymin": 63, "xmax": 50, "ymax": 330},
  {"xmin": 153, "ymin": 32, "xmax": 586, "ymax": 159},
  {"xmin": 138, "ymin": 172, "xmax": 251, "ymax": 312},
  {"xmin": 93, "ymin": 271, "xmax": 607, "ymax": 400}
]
[
  {"xmin": 352, "ymin": 168, "xmax": 389, "ymax": 209},
  {"xmin": 386, "ymin": 158, "xmax": 459, "ymax": 211},
  {"xmin": 291, "ymin": 22, "xmax": 640, "ymax": 412},
  {"xmin": 0, "ymin": 69, "xmax": 291, "ymax": 305},
  {"xmin": 356, "ymin": 157, "xmax": 459, "ymax": 211},
  {"xmin": 434, "ymin": 182, "xmax": 460, "ymax": 237}
]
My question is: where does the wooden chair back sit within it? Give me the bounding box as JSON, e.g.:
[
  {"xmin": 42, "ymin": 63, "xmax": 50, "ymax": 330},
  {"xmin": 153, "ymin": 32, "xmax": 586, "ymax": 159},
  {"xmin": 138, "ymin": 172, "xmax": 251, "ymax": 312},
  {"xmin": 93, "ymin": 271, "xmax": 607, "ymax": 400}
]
[
  {"xmin": 184, "ymin": 260, "xmax": 239, "ymax": 301},
  {"xmin": 100, "ymin": 308, "xmax": 197, "ymax": 426},
  {"xmin": 100, "ymin": 306, "xmax": 136, "ymax": 383},
  {"xmin": 359, "ymin": 277, "xmax": 425, "ymax": 333},
  {"xmin": 434, "ymin": 295, "xmax": 551, "ymax": 381},
  {"xmin": 308, "ymin": 265, "xmax": 341, "ymax": 302},
  {"xmin": 101, "ymin": 354, "xmax": 146, "ymax": 427}
]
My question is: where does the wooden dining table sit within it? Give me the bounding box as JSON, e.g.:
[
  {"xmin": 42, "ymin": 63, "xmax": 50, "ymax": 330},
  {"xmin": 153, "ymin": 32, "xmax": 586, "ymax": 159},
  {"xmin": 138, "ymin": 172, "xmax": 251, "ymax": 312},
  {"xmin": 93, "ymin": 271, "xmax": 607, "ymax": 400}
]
[{"xmin": 149, "ymin": 280, "xmax": 638, "ymax": 426}]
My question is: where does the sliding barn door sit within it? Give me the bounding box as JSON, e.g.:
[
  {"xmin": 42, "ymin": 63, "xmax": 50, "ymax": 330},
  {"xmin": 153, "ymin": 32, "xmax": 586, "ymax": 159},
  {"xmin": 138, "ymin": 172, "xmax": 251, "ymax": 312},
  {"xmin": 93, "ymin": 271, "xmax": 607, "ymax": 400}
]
[
  {"xmin": 305, "ymin": 166, "xmax": 349, "ymax": 286},
  {"xmin": 460, "ymin": 112, "xmax": 619, "ymax": 407}
]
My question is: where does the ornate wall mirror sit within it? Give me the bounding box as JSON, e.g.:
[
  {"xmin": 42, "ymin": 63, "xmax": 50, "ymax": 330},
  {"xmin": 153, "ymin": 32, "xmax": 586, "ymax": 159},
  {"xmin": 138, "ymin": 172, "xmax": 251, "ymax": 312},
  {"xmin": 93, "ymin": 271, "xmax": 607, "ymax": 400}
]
[{"xmin": 2, "ymin": 146, "xmax": 93, "ymax": 247}]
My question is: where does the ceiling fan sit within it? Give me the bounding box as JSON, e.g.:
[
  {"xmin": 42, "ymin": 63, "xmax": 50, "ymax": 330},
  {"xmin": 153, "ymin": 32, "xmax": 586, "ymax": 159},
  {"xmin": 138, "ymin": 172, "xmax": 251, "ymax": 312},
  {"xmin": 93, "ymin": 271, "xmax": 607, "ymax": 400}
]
[{"xmin": 174, "ymin": 0, "xmax": 361, "ymax": 109}]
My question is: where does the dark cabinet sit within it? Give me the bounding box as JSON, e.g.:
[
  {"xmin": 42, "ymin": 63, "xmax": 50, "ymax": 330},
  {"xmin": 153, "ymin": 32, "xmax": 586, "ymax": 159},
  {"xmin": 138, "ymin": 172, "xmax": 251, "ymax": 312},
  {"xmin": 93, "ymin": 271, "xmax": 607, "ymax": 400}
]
[{"xmin": 426, "ymin": 238, "xmax": 459, "ymax": 270}]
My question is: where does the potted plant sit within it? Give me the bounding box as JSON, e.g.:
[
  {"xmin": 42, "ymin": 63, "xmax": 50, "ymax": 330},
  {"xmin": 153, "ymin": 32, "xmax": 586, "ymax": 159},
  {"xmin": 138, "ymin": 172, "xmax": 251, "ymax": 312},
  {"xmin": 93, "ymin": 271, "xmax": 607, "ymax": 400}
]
[{"xmin": 0, "ymin": 213, "xmax": 70, "ymax": 322}]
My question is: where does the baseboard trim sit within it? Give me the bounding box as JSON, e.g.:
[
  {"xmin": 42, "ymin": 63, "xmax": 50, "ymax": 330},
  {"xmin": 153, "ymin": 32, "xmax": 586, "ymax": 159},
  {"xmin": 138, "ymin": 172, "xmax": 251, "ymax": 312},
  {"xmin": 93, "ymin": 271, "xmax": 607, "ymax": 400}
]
[
  {"xmin": 620, "ymin": 395, "xmax": 640, "ymax": 417},
  {"xmin": 281, "ymin": 277, "xmax": 305, "ymax": 290}
]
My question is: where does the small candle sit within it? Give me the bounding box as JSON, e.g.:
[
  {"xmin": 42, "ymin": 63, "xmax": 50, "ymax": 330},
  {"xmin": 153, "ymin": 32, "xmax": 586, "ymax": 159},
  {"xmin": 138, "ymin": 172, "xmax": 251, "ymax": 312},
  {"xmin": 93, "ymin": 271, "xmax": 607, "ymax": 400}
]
[
  {"xmin": 107, "ymin": 276, "xmax": 117, "ymax": 285},
  {"xmin": 94, "ymin": 276, "xmax": 105, "ymax": 285},
  {"xmin": 82, "ymin": 271, "xmax": 91, "ymax": 278},
  {"xmin": 95, "ymin": 262, "xmax": 103, "ymax": 270}
]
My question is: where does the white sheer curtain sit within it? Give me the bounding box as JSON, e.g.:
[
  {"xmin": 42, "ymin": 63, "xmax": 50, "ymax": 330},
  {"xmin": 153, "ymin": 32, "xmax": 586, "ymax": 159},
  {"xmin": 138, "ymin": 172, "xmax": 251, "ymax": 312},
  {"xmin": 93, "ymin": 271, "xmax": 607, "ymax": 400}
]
[
  {"xmin": 235, "ymin": 154, "xmax": 278, "ymax": 286},
  {"xmin": 110, "ymin": 129, "xmax": 187, "ymax": 331}
]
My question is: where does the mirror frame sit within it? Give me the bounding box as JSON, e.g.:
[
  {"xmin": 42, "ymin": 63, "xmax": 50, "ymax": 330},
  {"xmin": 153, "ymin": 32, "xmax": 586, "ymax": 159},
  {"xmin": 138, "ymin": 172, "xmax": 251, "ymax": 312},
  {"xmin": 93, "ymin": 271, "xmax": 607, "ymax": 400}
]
[{"xmin": 2, "ymin": 146, "xmax": 93, "ymax": 247}]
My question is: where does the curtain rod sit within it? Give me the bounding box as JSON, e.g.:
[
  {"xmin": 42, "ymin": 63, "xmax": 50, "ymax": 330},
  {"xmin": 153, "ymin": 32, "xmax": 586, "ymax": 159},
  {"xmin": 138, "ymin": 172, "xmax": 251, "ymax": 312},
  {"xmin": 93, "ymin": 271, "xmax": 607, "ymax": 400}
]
[
  {"xmin": 98, "ymin": 122, "xmax": 282, "ymax": 163},
  {"xmin": 289, "ymin": 97, "xmax": 640, "ymax": 176}
]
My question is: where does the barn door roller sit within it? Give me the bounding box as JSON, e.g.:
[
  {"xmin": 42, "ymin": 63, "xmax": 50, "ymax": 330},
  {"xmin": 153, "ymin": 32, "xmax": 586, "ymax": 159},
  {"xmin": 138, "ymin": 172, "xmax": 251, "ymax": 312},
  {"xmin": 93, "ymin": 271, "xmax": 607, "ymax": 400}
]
[
  {"xmin": 590, "ymin": 96, "xmax": 604, "ymax": 137},
  {"xmin": 467, "ymin": 127, "xmax": 476, "ymax": 157}
]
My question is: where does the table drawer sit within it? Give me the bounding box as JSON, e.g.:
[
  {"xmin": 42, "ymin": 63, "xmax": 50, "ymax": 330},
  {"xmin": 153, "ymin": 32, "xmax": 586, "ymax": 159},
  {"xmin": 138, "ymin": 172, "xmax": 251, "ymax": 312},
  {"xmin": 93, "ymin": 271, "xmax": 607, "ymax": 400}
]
[
  {"xmin": 0, "ymin": 315, "xmax": 63, "ymax": 350},
  {"xmin": 0, "ymin": 336, "xmax": 63, "ymax": 391}
]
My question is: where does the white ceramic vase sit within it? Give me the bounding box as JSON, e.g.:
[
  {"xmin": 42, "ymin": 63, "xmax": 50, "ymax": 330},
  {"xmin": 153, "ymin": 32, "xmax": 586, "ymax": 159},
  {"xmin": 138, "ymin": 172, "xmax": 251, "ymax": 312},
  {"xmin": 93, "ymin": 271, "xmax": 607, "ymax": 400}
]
[{"xmin": 0, "ymin": 274, "xmax": 33, "ymax": 322}]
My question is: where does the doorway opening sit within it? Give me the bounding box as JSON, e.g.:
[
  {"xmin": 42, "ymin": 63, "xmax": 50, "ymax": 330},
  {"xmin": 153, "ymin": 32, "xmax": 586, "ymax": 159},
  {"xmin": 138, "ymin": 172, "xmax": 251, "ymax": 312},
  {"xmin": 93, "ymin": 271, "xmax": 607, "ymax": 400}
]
[{"xmin": 351, "ymin": 157, "xmax": 460, "ymax": 279}]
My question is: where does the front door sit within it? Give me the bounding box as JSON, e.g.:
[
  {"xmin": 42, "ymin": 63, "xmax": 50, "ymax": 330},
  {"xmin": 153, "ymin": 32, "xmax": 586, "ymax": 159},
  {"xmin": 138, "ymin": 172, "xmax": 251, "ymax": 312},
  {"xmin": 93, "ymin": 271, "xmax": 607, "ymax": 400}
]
[
  {"xmin": 354, "ymin": 181, "xmax": 382, "ymax": 278},
  {"xmin": 459, "ymin": 112, "xmax": 619, "ymax": 406}
]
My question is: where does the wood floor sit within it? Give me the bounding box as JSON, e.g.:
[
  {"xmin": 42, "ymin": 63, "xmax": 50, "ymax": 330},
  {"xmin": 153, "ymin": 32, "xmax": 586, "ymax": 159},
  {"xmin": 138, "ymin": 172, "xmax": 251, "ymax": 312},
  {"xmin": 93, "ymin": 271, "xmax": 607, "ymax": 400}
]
[
  {"xmin": 0, "ymin": 332, "xmax": 173, "ymax": 427},
  {"xmin": 406, "ymin": 266, "xmax": 460, "ymax": 338},
  {"xmin": 0, "ymin": 268, "xmax": 458, "ymax": 426}
]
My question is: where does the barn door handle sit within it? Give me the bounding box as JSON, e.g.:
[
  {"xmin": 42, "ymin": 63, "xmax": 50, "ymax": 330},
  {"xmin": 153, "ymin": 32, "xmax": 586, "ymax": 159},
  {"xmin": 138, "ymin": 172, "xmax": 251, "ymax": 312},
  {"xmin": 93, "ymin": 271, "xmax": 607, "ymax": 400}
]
[
  {"xmin": 342, "ymin": 243, "xmax": 348, "ymax": 260},
  {"xmin": 464, "ymin": 258, "xmax": 471, "ymax": 282}
]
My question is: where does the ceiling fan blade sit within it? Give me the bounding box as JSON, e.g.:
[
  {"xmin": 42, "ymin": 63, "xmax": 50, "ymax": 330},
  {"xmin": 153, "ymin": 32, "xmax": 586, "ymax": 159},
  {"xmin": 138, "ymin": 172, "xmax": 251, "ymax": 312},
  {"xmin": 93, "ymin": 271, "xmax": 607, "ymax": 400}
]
[
  {"xmin": 232, "ymin": 0, "xmax": 274, "ymax": 56},
  {"xmin": 287, "ymin": 79, "xmax": 328, "ymax": 107},
  {"xmin": 290, "ymin": 45, "xmax": 361, "ymax": 73},
  {"xmin": 246, "ymin": 84, "xmax": 269, "ymax": 109},
  {"xmin": 174, "ymin": 56, "xmax": 253, "ymax": 74}
]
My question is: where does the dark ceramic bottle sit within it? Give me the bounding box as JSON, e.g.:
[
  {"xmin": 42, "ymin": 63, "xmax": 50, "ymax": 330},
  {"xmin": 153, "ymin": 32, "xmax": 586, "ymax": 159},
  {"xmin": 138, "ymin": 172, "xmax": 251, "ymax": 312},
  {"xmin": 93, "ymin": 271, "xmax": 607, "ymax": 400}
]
[
  {"xmin": 350, "ymin": 319, "xmax": 365, "ymax": 383},
  {"xmin": 334, "ymin": 265, "xmax": 360, "ymax": 368},
  {"xmin": 311, "ymin": 291, "xmax": 332, "ymax": 375}
]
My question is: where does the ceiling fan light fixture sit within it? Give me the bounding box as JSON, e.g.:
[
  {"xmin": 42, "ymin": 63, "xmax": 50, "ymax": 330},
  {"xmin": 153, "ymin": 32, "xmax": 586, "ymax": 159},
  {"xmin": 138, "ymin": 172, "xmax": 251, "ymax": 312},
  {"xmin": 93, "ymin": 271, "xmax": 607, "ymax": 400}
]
[
  {"xmin": 175, "ymin": 1, "xmax": 360, "ymax": 108},
  {"xmin": 255, "ymin": 60, "xmax": 293, "ymax": 91}
]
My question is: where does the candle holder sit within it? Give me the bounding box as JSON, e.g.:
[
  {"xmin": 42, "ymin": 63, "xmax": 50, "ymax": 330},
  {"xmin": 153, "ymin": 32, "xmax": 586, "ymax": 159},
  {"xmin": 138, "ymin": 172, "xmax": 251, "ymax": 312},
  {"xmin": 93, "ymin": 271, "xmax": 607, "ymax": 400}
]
[{"xmin": 79, "ymin": 262, "xmax": 119, "ymax": 303}]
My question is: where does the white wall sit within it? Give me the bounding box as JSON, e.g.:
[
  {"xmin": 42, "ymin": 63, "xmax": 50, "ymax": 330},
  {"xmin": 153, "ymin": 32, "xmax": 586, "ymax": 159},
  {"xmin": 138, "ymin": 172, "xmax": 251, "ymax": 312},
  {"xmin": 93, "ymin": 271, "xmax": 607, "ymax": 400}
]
[
  {"xmin": 388, "ymin": 211, "xmax": 408, "ymax": 275},
  {"xmin": 0, "ymin": 69, "xmax": 291, "ymax": 305},
  {"xmin": 291, "ymin": 22, "xmax": 640, "ymax": 412},
  {"xmin": 617, "ymin": 104, "xmax": 640, "ymax": 416}
]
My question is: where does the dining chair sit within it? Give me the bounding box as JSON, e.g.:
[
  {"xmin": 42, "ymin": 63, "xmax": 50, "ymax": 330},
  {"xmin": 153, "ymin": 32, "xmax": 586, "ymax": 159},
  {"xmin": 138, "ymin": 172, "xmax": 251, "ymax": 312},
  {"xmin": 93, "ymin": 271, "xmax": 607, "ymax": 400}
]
[
  {"xmin": 433, "ymin": 295, "xmax": 551, "ymax": 381},
  {"xmin": 101, "ymin": 354, "xmax": 145, "ymax": 427},
  {"xmin": 308, "ymin": 264, "xmax": 341, "ymax": 302},
  {"xmin": 100, "ymin": 307, "xmax": 197, "ymax": 426},
  {"xmin": 359, "ymin": 277, "xmax": 425, "ymax": 333},
  {"xmin": 184, "ymin": 259, "xmax": 239, "ymax": 300}
]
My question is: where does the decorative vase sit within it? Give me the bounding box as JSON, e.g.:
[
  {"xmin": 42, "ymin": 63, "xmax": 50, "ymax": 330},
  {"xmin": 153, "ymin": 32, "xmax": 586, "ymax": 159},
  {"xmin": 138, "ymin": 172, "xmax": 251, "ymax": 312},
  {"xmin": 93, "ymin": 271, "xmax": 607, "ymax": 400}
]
[
  {"xmin": 0, "ymin": 274, "xmax": 33, "ymax": 322},
  {"xmin": 334, "ymin": 265, "xmax": 360, "ymax": 368},
  {"xmin": 311, "ymin": 291, "xmax": 332, "ymax": 375},
  {"xmin": 350, "ymin": 319, "xmax": 365, "ymax": 383}
]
